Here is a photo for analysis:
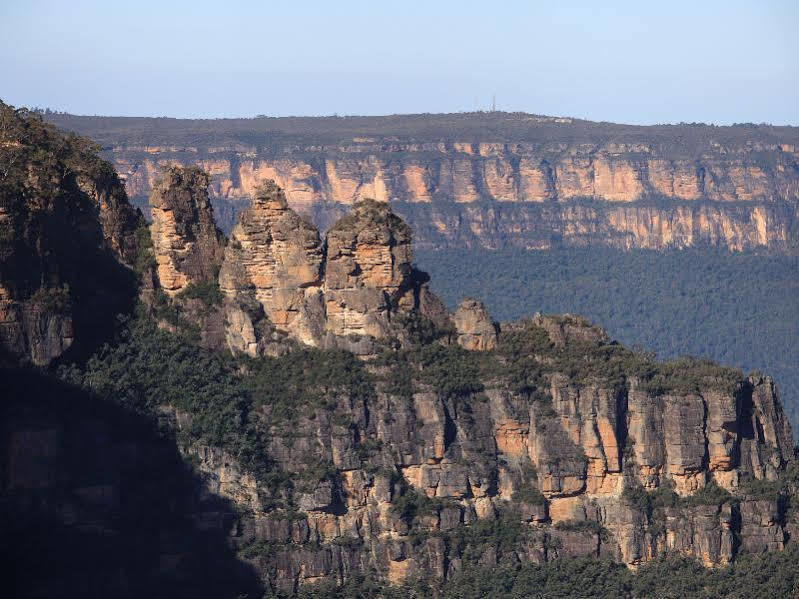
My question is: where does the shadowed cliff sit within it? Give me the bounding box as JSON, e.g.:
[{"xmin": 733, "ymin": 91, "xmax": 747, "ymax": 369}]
[{"xmin": 1, "ymin": 366, "xmax": 262, "ymax": 599}]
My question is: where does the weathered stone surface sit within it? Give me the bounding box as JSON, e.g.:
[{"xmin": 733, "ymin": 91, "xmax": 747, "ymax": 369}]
[
  {"xmin": 219, "ymin": 180, "xmax": 326, "ymax": 347},
  {"xmin": 85, "ymin": 118, "xmax": 799, "ymax": 252},
  {"xmin": 663, "ymin": 503, "xmax": 736, "ymax": 566},
  {"xmin": 452, "ymin": 298, "xmax": 497, "ymax": 351},
  {"xmin": 5, "ymin": 111, "xmax": 799, "ymax": 590},
  {"xmin": 532, "ymin": 313, "xmax": 609, "ymax": 348},
  {"xmin": 149, "ymin": 166, "xmax": 225, "ymax": 295},
  {"xmin": 738, "ymin": 499, "xmax": 785, "ymax": 554},
  {"xmin": 323, "ymin": 199, "xmax": 413, "ymax": 339},
  {"xmin": 218, "ymin": 189, "xmax": 449, "ymax": 354}
]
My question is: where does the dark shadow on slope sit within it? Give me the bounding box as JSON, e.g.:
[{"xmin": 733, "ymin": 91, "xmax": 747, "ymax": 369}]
[{"xmin": 0, "ymin": 367, "xmax": 263, "ymax": 599}]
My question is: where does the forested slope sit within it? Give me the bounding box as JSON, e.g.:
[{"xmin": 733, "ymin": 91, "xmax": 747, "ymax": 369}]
[{"xmin": 416, "ymin": 248, "xmax": 799, "ymax": 430}]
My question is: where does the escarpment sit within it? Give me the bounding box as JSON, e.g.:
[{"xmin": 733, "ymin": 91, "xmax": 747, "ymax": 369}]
[
  {"xmin": 48, "ymin": 111, "xmax": 799, "ymax": 252},
  {"xmin": 171, "ymin": 317, "xmax": 797, "ymax": 588},
  {"xmin": 135, "ymin": 171, "xmax": 799, "ymax": 583},
  {"xmin": 4, "ymin": 113, "xmax": 799, "ymax": 595}
]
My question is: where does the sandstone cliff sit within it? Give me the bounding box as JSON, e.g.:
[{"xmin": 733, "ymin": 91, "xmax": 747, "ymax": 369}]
[
  {"xmin": 219, "ymin": 182, "xmax": 446, "ymax": 355},
  {"xmin": 5, "ymin": 113, "xmax": 799, "ymax": 594},
  {"xmin": 47, "ymin": 111, "xmax": 799, "ymax": 252},
  {"xmin": 323, "ymin": 199, "xmax": 415, "ymax": 339},
  {"xmin": 452, "ymin": 298, "xmax": 497, "ymax": 350},
  {"xmin": 219, "ymin": 180, "xmax": 326, "ymax": 351},
  {"xmin": 174, "ymin": 317, "xmax": 797, "ymax": 589},
  {"xmin": 131, "ymin": 164, "xmax": 798, "ymax": 586},
  {"xmin": 0, "ymin": 103, "xmax": 142, "ymax": 365},
  {"xmin": 148, "ymin": 166, "xmax": 226, "ymax": 295}
]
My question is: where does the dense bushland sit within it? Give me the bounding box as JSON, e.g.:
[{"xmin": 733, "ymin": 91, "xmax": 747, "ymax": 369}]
[
  {"xmin": 263, "ymin": 542, "xmax": 799, "ymax": 598},
  {"xmin": 416, "ymin": 247, "xmax": 799, "ymax": 430}
]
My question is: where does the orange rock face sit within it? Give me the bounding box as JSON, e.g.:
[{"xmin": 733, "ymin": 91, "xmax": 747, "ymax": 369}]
[
  {"xmin": 148, "ymin": 166, "xmax": 225, "ymax": 296},
  {"xmin": 323, "ymin": 200, "xmax": 414, "ymax": 339},
  {"xmin": 219, "ymin": 180, "xmax": 326, "ymax": 348},
  {"xmin": 452, "ymin": 298, "xmax": 497, "ymax": 351},
  {"xmin": 217, "ymin": 185, "xmax": 446, "ymax": 353},
  {"xmin": 107, "ymin": 132, "xmax": 799, "ymax": 251}
]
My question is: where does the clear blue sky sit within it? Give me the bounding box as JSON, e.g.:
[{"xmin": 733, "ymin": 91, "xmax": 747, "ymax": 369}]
[{"xmin": 1, "ymin": 0, "xmax": 797, "ymax": 124}]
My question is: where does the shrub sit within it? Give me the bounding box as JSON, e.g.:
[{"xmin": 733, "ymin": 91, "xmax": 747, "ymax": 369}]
[
  {"xmin": 683, "ymin": 480, "xmax": 734, "ymax": 506},
  {"xmin": 178, "ymin": 279, "xmax": 223, "ymax": 307}
]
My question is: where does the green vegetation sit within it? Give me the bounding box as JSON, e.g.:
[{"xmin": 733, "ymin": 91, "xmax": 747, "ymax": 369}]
[
  {"xmin": 739, "ymin": 477, "xmax": 788, "ymax": 502},
  {"xmin": 622, "ymin": 483, "xmax": 679, "ymax": 518},
  {"xmin": 45, "ymin": 110, "xmax": 799, "ymax": 158},
  {"xmin": 553, "ymin": 519, "xmax": 610, "ymax": 541},
  {"xmin": 57, "ymin": 317, "xmax": 372, "ymax": 509},
  {"xmin": 511, "ymin": 483, "xmax": 546, "ymax": 505},
  {"xmin": 683, "ymin": 480, "xmax": 734, "ymax": 507},
  {"xmin": 177, "ymin": 278, "xmax": 224, "ymax": 307},
  {"xmin": 133, "ymin": 222, "xmax": 156, "ymax": 276},
  {"xmin": 417, "ymin": 247, "xmax": 799, "ymax": 432},
  {"xmin": 264, "ymin": 542, "xmax": 799, "ymax": 598},
  {"xmin": 390, "ymin": 489, "xmax": 450, "ymax": 525},
  {"xmin": 29, "ymin": 283, "xmax": 71, "ymax": 312}
]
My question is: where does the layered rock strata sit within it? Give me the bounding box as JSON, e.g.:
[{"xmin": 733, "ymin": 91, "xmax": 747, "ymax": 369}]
[
  {"xmin": 219, "ymin": 183, "xmax": 444, "ymax": 354},
  {"xmin": 111, "ymin": 142, "xmax": 799, "ymax": 208},
  {"xmin": 323, "ymin": 199, "xmax": 415, "ymax": 339},
  {"xmin": 148, "ymin": 166, "xmax": 225, "ymax": 295},
  {"xmin": 178, "ymin": 320, "xmax": 796, "ymax": 589},
  {"xmin": 219, "ymin": 181, "xmax": 326, "ymax": 349},
  {"xmin": 5, "ymin": 110, "xmax": 799, "ymax": 591},
  {"xmin": 47, "ymin": 111, "xmax": 799, "ymax": 252}
]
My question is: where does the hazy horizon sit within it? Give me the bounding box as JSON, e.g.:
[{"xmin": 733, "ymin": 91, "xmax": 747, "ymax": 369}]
[{"xmin": 2, "ymin": 0, "xmax": 798, "ymax": 126}]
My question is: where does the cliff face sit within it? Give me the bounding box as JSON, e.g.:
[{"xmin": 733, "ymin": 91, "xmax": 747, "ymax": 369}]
[
  {"xmin": 452, "ymin": 298, "xmax": 497, "ymax": 350},
  {"xmin": 132, "ymin": 167, "xmax": 797, "ymax": 586},
  {"xmin": 116, "ymin": 147, "xmax": 799, "ymax": 252},
  {"xmin": 4, "ymin": 114, "xmax": 799, "ymax": 594},
  {"xmin": 0, "ymin": 103, "xmax": 142, "ymax": 365},
  {"xmin": 1, "ymin": 368, "xmax": 262, "ymax": 598},
  {"xmin": 46, "ymin": 111, "xmax": 799, "ymax": 252},
  {"xmin": 148, "ymin": 166, "xmax": 225, "ymax": 295},
  {"xmin": 219, "ymin": 181, "xmax": 326, "ymax": 350},
  {"xmin": 177, "ymin": 319, "xmax": 796, "ymax": 590},
  {"xmin": 323, "ymin": 200, "xmax": 415, "ymax": 339},
  {"xmin": 218, "ymin": 183, "xmax": 445, "ymax": 355},
  {"xmin": 119, "ymin": 144, "xmax": 799, "ymax": 209}
]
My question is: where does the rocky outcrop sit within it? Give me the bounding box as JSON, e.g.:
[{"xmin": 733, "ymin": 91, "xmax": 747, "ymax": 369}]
[
  {"xmin": 5, "ymin": 107, "xmax": 799, "ymax": 591},
  {"xmin": 323, "ymin": 200, "xmax": 414, "ymax": 339},
  {"xmin": 530, "ymin": 313, "xmax": 609, "ymax": 348},
  {"xmin": 219, "ymin": 185, "xmax": 446, "ymax": 354},
  {"xmin": 219, "ymin": 181, "xmax": 325, "ymax": 350},
  {"xmin": 149, "ymin": 166, "xmax": 225, "ymax": 295},
  {"xmin": 452, "ymin": 298, "xmax": 497, "ymax": 350}
]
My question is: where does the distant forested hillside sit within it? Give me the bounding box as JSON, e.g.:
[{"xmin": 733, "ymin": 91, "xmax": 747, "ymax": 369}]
[{"xmin": 415, "ymin": 247, "xmax": 799, "ymax": 431}]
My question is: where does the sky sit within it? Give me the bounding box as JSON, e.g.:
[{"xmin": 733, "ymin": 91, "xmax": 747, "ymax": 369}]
[{"xmin": 1, "ymin": 0, "xmax": 797, "ymax": 124}]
